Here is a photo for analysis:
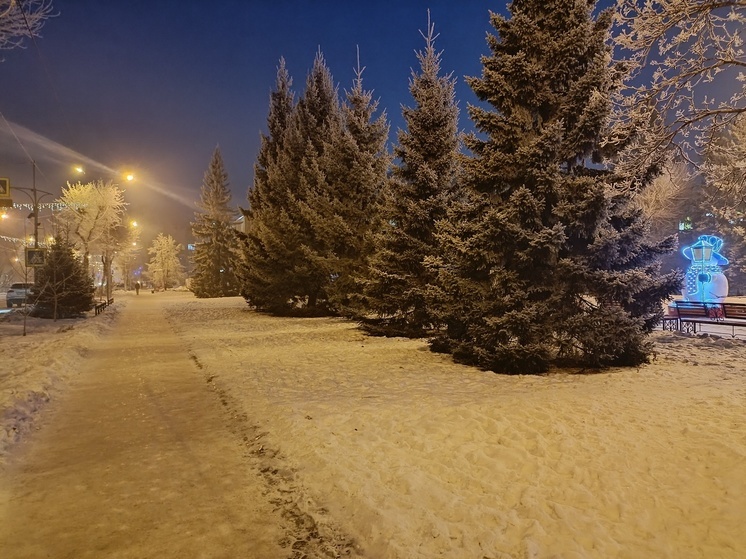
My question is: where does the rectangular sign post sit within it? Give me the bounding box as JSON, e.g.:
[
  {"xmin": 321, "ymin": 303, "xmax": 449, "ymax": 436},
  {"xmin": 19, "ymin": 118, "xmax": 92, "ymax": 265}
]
[
  {"xmin": 25, "ymin": 247, "xmax": 47, "ymax": 267},
  {"xmin": 0, "ymin": 178, "xmax": 9, "ymax": 197}
]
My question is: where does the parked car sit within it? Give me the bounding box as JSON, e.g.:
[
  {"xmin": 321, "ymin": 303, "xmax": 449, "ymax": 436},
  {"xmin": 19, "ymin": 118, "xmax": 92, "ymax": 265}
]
[{"xmin": 5, "ymin": 282, "xmax": 35, "ymax": 308}]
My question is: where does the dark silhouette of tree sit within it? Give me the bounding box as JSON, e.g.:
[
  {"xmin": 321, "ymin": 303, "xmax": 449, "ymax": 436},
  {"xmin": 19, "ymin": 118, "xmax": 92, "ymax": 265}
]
[
  {"xmin": 32, "ymin": 235, "xmax": 94, "ymax": 320},
  {"xmin": 360, "ymin": 14, "xmax": 460, "ymax": 337},
  {"xmin": 301, "ymin": 53, "xmax": 390, "ymax": 313},
  {"xmin": 190, "ymin": 147, "xmax": 240, "ymax": 298}
]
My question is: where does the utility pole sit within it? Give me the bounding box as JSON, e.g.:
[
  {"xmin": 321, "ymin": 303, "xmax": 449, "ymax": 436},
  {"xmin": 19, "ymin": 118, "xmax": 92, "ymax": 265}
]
[{"xmin": 32, "ymin": 160, "xmax": 38, "ymax": 249}]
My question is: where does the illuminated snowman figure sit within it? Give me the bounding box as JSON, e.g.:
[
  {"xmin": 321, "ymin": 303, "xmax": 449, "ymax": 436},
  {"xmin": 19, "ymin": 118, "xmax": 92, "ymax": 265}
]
[{"xmin": 682, "ymin": 235, "xmax": 729, "ymax": 302}]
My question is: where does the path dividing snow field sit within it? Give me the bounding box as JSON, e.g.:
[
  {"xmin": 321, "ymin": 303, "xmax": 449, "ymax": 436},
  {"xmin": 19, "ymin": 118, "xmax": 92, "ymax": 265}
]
[
  {"xmin": 0, "ymin": 291, "xmax": 353, "ymax": 558},
  {"xmin": 1, "ymin": 290, "xmax": 745, "ymax": 558}
]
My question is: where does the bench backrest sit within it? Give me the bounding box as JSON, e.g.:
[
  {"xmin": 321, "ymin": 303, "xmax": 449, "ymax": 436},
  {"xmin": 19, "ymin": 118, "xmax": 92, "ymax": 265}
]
[
  {"xmin": 674, "ymin": 302, "xmax": 710, "ymax": 319},
  {"xmin": 722, "ymin": 303, "xmax": 746, "ymax": 320}
]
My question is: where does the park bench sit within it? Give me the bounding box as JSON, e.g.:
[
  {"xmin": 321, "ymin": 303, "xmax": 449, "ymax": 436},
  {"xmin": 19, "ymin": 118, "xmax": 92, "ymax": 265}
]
[
  {"xmin": 94, "ymin": 297, "xmax": 115, "ymax": 316},
  {"xmin": 662, "ymin": 301, "xmax": 746, "ymax": 337}
]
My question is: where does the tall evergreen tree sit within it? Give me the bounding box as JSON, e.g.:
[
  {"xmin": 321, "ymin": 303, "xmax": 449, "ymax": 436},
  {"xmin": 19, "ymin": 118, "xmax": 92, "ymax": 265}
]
[
  {"xmin": 238, "ymin": 58, "xmax": 297, "ymax": 311},
  {"xmin": 428, "ymin": 0, "xmax": 681, "ymax": 374},
  {"xmin": 300, "ymin": 55, "xmax": 390, "ymax": 312},
  {"xmin": 32, "ymin": 235, "xmax": 95, "ymax": 320},
  {"xmin": 240, "ymin": 51, "xmax": 345, "ymax": 313},
  {"xmin": 248, "ymin": 58, "xmax": 295, "ymax": 216},
  {"xmin": 360, "ymin": 15, "xmax": 460, "ymax": 336},
  {"xmin": 285, "ymin": 49, "xmax": 345, "ymax": 310},
  {"xmin": 190, "ymin": 147, "xmax": 240, "ymax": 298}
]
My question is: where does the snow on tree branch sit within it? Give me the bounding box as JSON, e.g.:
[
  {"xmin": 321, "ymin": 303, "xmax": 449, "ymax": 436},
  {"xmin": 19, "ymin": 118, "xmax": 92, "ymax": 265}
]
[
  {"xmin": 612, "ymin": 0, "xmax": 746, "ymax": 158},
  {"xmin": 703, "ymin": 113, "xmax": 746, "ymax": 204},
  {"xmin": 0, "ymin": 0, "xmax": 55, "ymax": 53}
]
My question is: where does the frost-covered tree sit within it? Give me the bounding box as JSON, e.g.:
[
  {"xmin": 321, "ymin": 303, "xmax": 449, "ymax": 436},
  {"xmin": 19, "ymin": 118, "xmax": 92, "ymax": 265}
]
[
  {"xmin": 56, "ymin": 180, "xmax": 126, "ymax": 273},
  {"xmin": 612, "ymin": 0, "xmax": 746, "ymax": 158},
  {"xmin": 300, "ymin": 54, "xmax": 390, "ymax": 312},
  {"xmin": 113, "ymin": 219, "xmax": 141, "ymax": 291},
  {"xmin": 700, "ymin": 116, "xmax": 746, "ymax": 292},
  {"xmin": 32, "ymin": 235, "xmax": 94, "ymax": 320},
  {"xmin": 0, "ymin": 0, "xmax": 54, "ymax": 54},
  {"xmin": 147, "ymin": 233, "xmax": 184, "ymax": 291},
  {"xmin": 360, "ymin": 15, "xmax": 460, "ymax": 337},
  {"xmin": 56, "ymin": 180, "xmax": 126, "ymax": 300},
  {"xmin": 284, "ymin": 49, "xmax": 345, "ymax": 311},
  {"xmin": 704, "ymin": 114, "xmax": 746, "ymax": 204},
  {"xmin": 247, "ymin": 58, "xmax": 295, "ymax": 216},
  {"xmin": 428, "ymin": 0, "xmax": 681, "ymax": 374},
  {"xmin": 635, "ymin": 158, "xmax": 696, "ymax": 240},
  {"xmin": 190, "ymin": 147, "xmax": 240, "ymax": 298}
]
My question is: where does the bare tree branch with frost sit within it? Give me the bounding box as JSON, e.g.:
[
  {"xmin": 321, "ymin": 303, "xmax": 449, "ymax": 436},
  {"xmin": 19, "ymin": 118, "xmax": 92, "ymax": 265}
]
[
  {"xmin": 703, "ymin": 114, "xmax": 746, "ymax": 206},
  {"xmin": 612, "ymin": 0, "xmax": 746, "ymax": 160},
  {"xmin": 55, "ymin": 180, "xmax": 126, "ymax": 273},
  {"xmin": 634, "ymin": 157, "xmax": 695, "ymax": 236},
  {"xmin": 0, "ymin": 0, "xmax": 55, "ymax": 53}
]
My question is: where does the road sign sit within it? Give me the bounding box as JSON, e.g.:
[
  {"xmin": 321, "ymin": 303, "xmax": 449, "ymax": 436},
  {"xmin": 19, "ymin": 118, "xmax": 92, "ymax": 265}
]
[
  {"xmin": 25, "ymin": 248, "xmax": 47, "ymax": 267},
  {"xmin": 0, "ymin": 178, "xmax": 9, "ymax": 197}
]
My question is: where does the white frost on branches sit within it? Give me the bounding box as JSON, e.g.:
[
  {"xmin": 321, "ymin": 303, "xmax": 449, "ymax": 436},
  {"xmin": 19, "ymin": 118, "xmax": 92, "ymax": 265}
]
[
  {"xmin": 147, "ymin": 233, "xmax": 184, "ymax": 291},
  {"xmin": 612, "ymin": 0, "xmax": 746, "ymax": 158},
  {"xmin": 56, "ymin": 180, "xmax": 126, "ymax": 270},
  {"xmin": 635, "ymin": 157, "xmax": 694, "ymax": 236},
  {"xmin": 703, "ymin": 114, "xmax": 746, "ymax": 205},
  {"xmin": 0, "ymin": 0, "xmax": 55, "ymax": 52}
]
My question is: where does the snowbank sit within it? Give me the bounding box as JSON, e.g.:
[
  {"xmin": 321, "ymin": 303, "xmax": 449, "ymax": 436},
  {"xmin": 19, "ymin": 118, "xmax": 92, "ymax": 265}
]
[{"xmin": 0, "ymin": 298, "xmax": 124, "ymax": 462}]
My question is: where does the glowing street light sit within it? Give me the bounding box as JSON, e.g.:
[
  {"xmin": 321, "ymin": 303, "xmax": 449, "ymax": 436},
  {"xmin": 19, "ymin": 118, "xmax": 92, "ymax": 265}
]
[{"xmin": 125, "ymin": 173, "xmax": 135, "ymax": 182}]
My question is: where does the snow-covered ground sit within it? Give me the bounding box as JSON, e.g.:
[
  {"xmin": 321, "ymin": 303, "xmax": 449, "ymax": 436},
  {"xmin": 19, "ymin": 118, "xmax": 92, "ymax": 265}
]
[
  {"xmin": 2, "ymin": 291, "xmax": 745, "ymax": 558},
  {"xmin": 0, "ymin": 298, "xmax": 123, "ymax": 459}
]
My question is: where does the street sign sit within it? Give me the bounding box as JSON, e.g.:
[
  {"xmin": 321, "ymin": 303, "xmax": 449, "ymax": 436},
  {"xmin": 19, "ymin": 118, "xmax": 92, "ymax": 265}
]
[
  {"xmin": 0, "ymin": 177, "xmax": 9, "ymax": 197},
  {"xmin": 25, "ymin": 247, "xmax": 47, "ymax": 267}
]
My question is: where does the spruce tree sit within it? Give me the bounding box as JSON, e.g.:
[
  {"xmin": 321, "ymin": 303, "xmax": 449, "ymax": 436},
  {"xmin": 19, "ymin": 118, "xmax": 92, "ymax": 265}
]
[
  {"xmin": 361, "ymin": 15, "xmax": 460, "ymax": 336},
  {"xmin": 240, "ymin": 51, "xmax": 345, "ymax": 314},
  {"xmin": 190, "ymin": 147, "xmax": 240, "ymax": 298},
  {"xmin": 248, "ymin": 58, "xmax": 296, "ymax": 216},
  {"xmin": 286, "ymin": 49, "xmax": 345, "ymax": 310},
  {"xmin": 32, "ymin": 235, "xmax": 95, "ymax": 320},
  {"xmin": 300, "ymin": 56, "xmax": 390, "ymax": 313},
  {"xmin": 238, "ymin": 59, "xmax": 297, "ymax": 311},
  {"xmin": 428, "ymin": 0, "xmax": 681, "ymax": 373}
]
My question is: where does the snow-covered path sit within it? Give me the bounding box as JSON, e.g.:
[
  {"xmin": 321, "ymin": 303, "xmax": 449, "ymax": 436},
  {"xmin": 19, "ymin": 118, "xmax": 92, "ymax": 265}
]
[{"xmin": 0, "ymin": 293, "xmax": 302, "ymax": 558}]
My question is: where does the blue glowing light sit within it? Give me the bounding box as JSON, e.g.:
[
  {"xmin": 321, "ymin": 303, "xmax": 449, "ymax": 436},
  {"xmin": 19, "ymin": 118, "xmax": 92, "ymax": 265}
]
[{"xmin": 681, "ymin": 235, "xmax": 729, "ymax": 302}]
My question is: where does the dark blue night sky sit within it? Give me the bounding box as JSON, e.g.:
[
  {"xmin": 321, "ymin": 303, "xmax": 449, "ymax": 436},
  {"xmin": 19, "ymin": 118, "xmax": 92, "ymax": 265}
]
[{"xmin": 0, "ymin": 0, "xmax": 614, "ymax": 244}]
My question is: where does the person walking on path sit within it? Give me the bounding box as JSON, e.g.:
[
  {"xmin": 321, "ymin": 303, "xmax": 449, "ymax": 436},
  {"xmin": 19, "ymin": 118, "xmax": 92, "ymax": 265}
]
[
  {"xmin": 0, "ymin": 293, "xmax": 289, "ymax": 558},
  {"xmin": 135, "ymin": 280, "xmax": 140, "ymax": 295}
]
